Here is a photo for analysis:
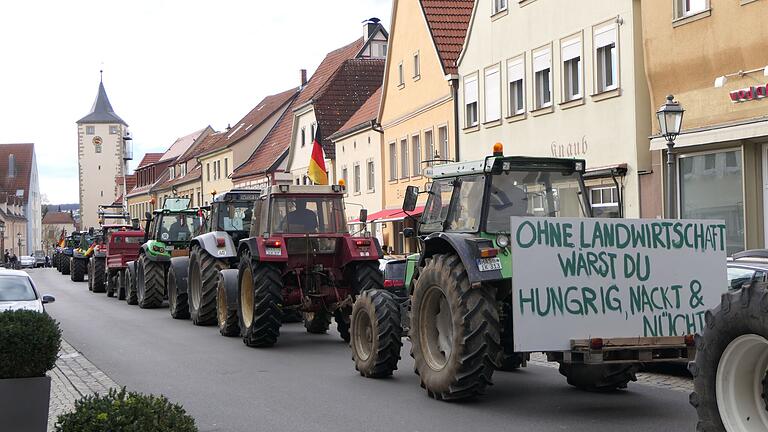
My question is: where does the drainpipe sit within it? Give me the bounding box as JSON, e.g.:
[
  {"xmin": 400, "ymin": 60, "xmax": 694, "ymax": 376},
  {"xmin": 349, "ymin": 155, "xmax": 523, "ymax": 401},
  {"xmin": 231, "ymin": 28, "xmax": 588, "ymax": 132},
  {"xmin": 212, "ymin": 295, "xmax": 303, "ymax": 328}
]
[{"xmin": 447, "ymin": 74, "xmax": 460, "ymax": 162}]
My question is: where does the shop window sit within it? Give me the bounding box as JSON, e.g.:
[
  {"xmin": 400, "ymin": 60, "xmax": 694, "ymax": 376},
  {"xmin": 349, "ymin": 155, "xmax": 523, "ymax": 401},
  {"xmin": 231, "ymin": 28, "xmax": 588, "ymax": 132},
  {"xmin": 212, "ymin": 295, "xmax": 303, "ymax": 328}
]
[
  {"xmin": 464, "ymin": 75, "xmax": 479, "ymax": 127},
  {"xmin": 507, "ymin": 57, "xmax": 525, "ymax": 116},
  {"xmin": 589, "ymin": 186, "xmax": 620, "ymax": 218},
  {"xmin": 594, "ymin": 23, "xmax": 618, "ymax": 93},
  {"xmin": 533, "ymin": 47, "xmax": 552, "ymax": 109},
  {"xmin": 484, "ymin": 65, "xmax": 501, "ymax": 122},
  {"xmin": 679, "ymin": 150, "xmax": 744, "ymax": 255}
]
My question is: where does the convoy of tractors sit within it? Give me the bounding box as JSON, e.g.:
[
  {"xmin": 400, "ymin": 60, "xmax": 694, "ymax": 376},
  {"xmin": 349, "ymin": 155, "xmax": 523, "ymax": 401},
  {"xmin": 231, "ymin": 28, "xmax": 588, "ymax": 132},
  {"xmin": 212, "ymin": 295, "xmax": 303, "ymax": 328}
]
[{"xmin": 49, "ymin": 147, "xmax": 766, "ymax": 432}]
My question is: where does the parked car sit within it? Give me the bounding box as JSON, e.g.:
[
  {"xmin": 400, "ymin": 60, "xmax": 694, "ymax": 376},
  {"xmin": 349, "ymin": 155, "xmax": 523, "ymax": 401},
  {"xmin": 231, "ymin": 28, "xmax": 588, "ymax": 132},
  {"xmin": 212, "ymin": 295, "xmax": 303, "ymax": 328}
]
[
  {"xmin": 727, "ymin": 249, "xmax": 768, "ymax": 290},
  {"xmin": 33, "ymin": 250, "xmax": 46, "ymax": 268},
  {"xmin": 19, "ymin": 255, "xmax": 35, "ymax": 269},
  {"xmin": 0, "ymin": 269, "xmax": 55, "ymax": 312}
]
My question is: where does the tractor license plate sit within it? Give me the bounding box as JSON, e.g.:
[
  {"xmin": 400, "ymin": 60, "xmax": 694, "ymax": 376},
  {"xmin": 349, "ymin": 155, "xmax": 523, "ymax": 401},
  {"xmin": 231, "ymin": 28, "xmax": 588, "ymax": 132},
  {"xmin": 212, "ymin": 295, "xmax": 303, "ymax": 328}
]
[
  {"xmin": 477, "ymin": 257, "xmax": 501, "ymax": 272},
  {"xmin": 165, "ymin": 246, "xmax": 174, "ymax": 251},
  {"xmin": 265, "ymin": 247, "xmax": 281, "ymax": 256}
]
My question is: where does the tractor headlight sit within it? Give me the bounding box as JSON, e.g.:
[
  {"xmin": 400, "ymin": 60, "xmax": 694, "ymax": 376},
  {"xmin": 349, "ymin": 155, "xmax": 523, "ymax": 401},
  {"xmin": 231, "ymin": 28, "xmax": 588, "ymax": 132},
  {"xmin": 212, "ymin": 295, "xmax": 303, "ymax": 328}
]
[{"xmin": 495, "ymin": 234, "xmax": 510, "ymax": 249}]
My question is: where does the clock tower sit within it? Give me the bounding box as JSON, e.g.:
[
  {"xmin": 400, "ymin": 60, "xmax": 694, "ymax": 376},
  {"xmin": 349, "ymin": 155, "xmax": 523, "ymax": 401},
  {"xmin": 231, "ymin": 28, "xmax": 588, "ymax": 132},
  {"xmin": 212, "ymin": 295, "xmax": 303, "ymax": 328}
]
[{"xmin": 76, "ymin": 73, "xmax": 130, "ymax": 229}]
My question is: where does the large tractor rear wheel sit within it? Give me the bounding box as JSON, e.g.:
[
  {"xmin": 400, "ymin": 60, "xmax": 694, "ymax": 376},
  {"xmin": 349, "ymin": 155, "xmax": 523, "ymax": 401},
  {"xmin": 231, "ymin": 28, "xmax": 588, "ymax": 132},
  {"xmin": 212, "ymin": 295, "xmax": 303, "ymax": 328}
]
[
  {"xmin": 137, "ymin": 254, "xmax": 164, "ymax": 309},
  {"xmin": 71, "ymin": 258, "xmax": 86, "ymax": 282},
  {"xmin": 168, "ymin": 258, "xmax": 190, "ymax": 320},
  {"xmin": 351, "ymin": 289, "xmax": 403, "ymax": 378},
  {"xmin": 116, "ymin": 269, "xmax": 127, "ymax": 300},
  {"xmin": 61, "ymin": 256, "xmax": 71, "ymax": 275},
  {"xmin": 188, "ymin": 246, "xmax": 225, "ymax": 326},
  {"xmin": 558, "ymin": 363, "xmax": 637, "ymax": 392},
  {"xmin": 410, "ymin": 254, "xmax": 500, "ymax": 401},
  {"xmin": 303, "ymin": 311, "xmax": 331, "ymax": 334},
  {"xmin": 355, "ymin": 261, "xmax": 384, "ymax": 293},
  {"xmin": 690, "ymin": 282, "xmax": 768, "ymax": 432},
  {"xmin": 92, "ymin": 257, "xmax": 106, "ymax": 293},
  {"xmin": 216, "ymin": 269, "xmax": 240, "ymax": 337},
  {"xmin": 125, "ymin": 265, "xmax": 138, "ymax": 305},
  {"xmin": 238, "ymin": 252, "xmax": 283, "ymax": 347}
]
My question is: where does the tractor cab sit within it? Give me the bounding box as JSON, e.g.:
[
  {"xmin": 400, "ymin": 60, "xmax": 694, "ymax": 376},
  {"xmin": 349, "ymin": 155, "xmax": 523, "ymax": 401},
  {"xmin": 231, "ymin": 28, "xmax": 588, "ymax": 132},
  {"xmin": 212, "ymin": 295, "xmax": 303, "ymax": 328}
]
[
  {"xmin": 208, "ymin": 189, "xmax": 262, "ymax": 244},
  {"xmin": 403, "ymin": 144, "xmax": 591, "ymax": 240},
  {"xmin": 142, "ymin": 197, "xmax": 204, "ymax": 260}
]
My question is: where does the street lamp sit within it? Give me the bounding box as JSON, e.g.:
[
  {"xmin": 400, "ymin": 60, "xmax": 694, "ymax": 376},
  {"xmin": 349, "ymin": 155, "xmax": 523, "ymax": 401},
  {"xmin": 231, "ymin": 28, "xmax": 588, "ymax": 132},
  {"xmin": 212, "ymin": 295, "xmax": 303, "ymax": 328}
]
[{"xmin": 656, "ymin": 95, "xmax": 685, "ymax": 219}]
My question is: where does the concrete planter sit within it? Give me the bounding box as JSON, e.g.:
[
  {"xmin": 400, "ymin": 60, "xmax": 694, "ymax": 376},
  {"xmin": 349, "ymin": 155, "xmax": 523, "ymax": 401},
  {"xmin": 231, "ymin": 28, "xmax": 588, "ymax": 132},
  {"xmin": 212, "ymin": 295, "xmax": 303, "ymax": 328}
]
[{"xmin": 0, "ymin": 376, "xmax": 51, "ymax": 432}]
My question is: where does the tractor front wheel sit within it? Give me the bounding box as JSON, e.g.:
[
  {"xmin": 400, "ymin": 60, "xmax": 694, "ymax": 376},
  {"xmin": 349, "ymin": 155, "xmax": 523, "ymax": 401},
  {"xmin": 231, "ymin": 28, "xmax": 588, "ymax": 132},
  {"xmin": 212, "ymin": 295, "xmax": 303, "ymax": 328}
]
[
  {"xmin": 410, "ymin": 254, "xmax": 500, "ymax": 401},
  {"xmin": 106, "ymin": 272, "xmax": 116, "ymax": 298},
  {"xmin": 237, "ymin": 253, "xmax": 283, "ymax": 347},
  {"xmin": 92, "ymin": 258, "xmax": 106, "ymax": 293},
  {"xmin": 350, "ymin": 289, "xmax": 402, "ymax": 378},
  {"xmin": 168, "ymin": 259, "xmax": 190, "ymax": 319},
  {"xmin": 116, "ymin": 269, "xmax": 127, "ymax": 300},
  {"xmin": 137, "ymin": 255, "xmax": 164, "ymax": 309},
  {"xmin": 303, "ymin": 311, "xmax": 331, "ymax": 334},
  {"xmin": 216, "ymin": 269, "xmax": 240, "ymax": 337},
  {"xmin": 125, "ymin": 266, "xmax": 138, "ymax": 305},
  {"xmin": 61, "ymin": 256, "xmax": 71, "ymax": 275},
  {"xmin": 71, "ymin": 258, "xmax": 86, "ymax": 282},
  {"xmin": 188, "ymin": 246, "xmax": 225, "ymax": 326},
  {"xmin": 558, "ymin": 363, "xmax": 637, "ymax": 392}
]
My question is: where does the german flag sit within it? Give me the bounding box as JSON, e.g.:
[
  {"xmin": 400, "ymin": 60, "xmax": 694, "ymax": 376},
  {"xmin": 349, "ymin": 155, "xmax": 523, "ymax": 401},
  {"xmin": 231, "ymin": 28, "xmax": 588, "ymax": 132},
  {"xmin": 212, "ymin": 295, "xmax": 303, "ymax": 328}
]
[{"xmin": 307, "ymin": 125, "xmax": 328, "ymax": 185}]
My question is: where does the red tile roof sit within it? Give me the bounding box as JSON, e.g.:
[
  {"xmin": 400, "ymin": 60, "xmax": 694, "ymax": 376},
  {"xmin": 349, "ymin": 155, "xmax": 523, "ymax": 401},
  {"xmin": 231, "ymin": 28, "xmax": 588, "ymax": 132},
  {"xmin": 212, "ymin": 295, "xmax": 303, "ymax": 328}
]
[
  {"xmin": 421, "ymin": 0, "xmax": 474, "ymax": 75},
  {"xmin": 196, "ymin": 88, "xmax": 299, "ymax": 160},
  {"xmin": 42, "ymin": 211, "xmax": 75, "ymax": 225},
  {"xmin": 160, "ymin": 128, "xmax": 208, "ymax": 162},
  {"xmin": 295, "ymin": 38, "xmax": 365, "ymax": 107},
  {"xmin": 0, "ymin": 143, "xmax": 34, "ymax": 205},
  {"xmin": 331, "ymin": 86, "xmax": 382, "ymax": 139},
  {"xmin": 136, "ymin": 153, "xmax": 164, "ymax": 169},
  {"xmin": 314, "ymin": 59, "xmax": 385, "ymax": 157},
  {"xmin": 154, "ymin": 165, "xmax": 202, "ymax": 191},
  {"xmin": 232, "ymin": 97, "xmax": 299, "ymax": 180},
  {"xmin": 179, "ymin": 132, "xmax": 226, "ymax": 163}
]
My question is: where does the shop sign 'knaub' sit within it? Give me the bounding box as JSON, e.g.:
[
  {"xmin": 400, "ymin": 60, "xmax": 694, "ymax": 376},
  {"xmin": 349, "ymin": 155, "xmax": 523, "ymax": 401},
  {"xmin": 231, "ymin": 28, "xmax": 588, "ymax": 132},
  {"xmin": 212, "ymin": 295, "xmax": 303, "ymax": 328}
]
[{"xmin": 729, "ymin": 83, "xmax": 768, "ymax": 103}]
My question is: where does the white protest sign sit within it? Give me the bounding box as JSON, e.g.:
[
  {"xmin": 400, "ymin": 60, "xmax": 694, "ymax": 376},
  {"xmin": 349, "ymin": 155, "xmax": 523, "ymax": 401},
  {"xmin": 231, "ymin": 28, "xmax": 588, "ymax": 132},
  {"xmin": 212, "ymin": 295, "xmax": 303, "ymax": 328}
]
[{"xmin": 510, "ymin": 217, "xmax": 727, "ymax": 352}]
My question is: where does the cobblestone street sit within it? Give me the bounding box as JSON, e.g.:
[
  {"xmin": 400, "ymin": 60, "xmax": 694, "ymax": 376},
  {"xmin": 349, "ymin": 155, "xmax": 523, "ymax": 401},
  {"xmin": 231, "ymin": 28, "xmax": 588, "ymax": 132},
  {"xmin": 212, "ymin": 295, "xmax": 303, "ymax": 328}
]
[{"xmin": 48, "ymin": 339, "xmax": 118, "ymax": 432}]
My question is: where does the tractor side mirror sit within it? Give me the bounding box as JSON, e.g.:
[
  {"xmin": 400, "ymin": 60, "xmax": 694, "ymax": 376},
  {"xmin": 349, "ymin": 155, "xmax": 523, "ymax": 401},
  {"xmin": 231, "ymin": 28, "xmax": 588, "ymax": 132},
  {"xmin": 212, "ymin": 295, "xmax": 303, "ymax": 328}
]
[
  {"xmin": 403, "ymin": 227, "xmax": 415, "ymax": 238},
  {"xmin": 403, "ymin": 186, "xmax": 419, "ymax": 212},
  {"xmin": 144, "ymin": 212, "xmax": 152, "ymax": 222},
  {"xmin": 359, "ymin": 209, "xmax": 368, "ymax": 224}
]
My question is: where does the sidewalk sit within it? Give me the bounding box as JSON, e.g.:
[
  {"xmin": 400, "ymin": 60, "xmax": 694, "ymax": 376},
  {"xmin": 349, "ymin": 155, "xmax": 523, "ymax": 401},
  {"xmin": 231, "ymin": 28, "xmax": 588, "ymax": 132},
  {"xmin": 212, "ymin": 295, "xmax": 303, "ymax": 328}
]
[{"xmin": 48, "ymin": 339, "xmax": 119, "ymax": 432}]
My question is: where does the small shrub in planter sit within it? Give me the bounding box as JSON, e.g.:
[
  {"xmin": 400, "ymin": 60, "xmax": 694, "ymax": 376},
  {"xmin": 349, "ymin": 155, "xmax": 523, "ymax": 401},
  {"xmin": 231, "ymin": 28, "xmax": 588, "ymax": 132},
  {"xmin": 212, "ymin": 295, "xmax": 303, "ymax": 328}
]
[
  {"xmin": 55, "ymin": 387, "xmax": 198, "ymax": 432},
  {"xmin": 0, "ymin": 309, "xmax": 61, "ymax": 378}
]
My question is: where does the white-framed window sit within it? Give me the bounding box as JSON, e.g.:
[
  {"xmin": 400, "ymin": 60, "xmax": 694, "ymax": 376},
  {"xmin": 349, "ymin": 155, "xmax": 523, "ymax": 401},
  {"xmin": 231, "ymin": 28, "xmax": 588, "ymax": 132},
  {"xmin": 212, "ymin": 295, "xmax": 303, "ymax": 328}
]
[
  {"xmin": 398, "ymin": 62, "xmax": 404, "ymax": 86},
  {"xmin": 561, "ymin": 36, "xmax": 582, "ymax": 101},
  {"xmin": 353, "ymin": 163, "xmax": 361, "ymax": 194},
  {"xmin": 301, "ymin": 127, "xmax": 306, "ymax": 147},
  {"xmin": 400, "ymin": 138, "xmax": 409, "ymax": 179},
  {"xmin": 341, "ymin": 166, "xmax": 349, "ymax": 192},
  {"xmin": 411, "ymin": 134, "xmax": 422, "ymax": 176},
  {"xmin": 438, "ymin": 126, "xmax": 449, "ymax": 161},
  {"xmin": 507, "ymin": 56, "xmax": 525, "ymax": 116},
  {"xmin": 424, "ymin": 128, "xmax": 435, "ymax": 164},
  {"xmin": 464, "ymin": 74, "xmax": 479, "ymax": 127},
  {"xmin": 169, "ymin": 166, "xmax": 175, "ymax": 179},
  {"xmin": 224, "ymin": 158, "xmax": 228, "ymax": 177},
  {"xmin": 594, "ymin": 23, "xmax": 618, "ymax": 93},
  {"xmin": 86, "ymin": 126, "xmax": 95, "ymax": 135},
  {"xmin": 388, "ymin": 142, "xmax": 397, "ymax": 180},
  {"xmin": 533, "ymin": 46, "xmax": 552, "ymax": 109},
  {"xmin": 492, "ymin": 0, "xmax": 508, "ymax": 14},
  {"xmin": 367, "ymin": 160, "xmax": 375, "ymax": 191},
  {"xmin": 590, "ymin": 186, "xmax": 620, "ymax": 218},
  {"xmin": 94, "ymin": 144, "xmax": 102, "ymax": 153},
  {"xmin": 484, "ymin": 65, "xmax": 501, "ymax": 122},
  {"xmin": 109, "ymin": 125, "xmax": 118, "ymax": 135},
  {"xmin": 413, "ymin": 51, "xmax": 420, "ymax": 78},
  {"xmin": 675, "ymin": 0, "xmax": 708, "ymax": 18}
]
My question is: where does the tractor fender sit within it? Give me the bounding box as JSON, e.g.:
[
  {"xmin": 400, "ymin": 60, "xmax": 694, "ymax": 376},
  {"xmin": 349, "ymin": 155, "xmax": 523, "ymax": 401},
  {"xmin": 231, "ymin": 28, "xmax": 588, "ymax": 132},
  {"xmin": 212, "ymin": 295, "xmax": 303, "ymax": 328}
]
[
  {"xmin": 420, "ymin": 232, "xmax": 503, "ymax": 285},
  {"xmin": 140, "ymin": 245, "xmax": 170, "ymax": 263},
  {"xmin": 169, "ymin": 257, "xmax": 190, "ymax": 295},
  {"xmin": 191, "ymin": 232, "xmax": 237, "ymax": 259},
  {"xmin": 126, "ymin": 260, "xmax": 136, "ymax": 272},
  {"xmin": 218, "ymin": 269, "xmax": 239, "ymax": 312},
  {"xmin": 238, "ymin": 237, "xmax": 260, "ymax": 260},
  {"xmin": 73, "ymin": 250, "xmax": 88, "ymax": 259}
]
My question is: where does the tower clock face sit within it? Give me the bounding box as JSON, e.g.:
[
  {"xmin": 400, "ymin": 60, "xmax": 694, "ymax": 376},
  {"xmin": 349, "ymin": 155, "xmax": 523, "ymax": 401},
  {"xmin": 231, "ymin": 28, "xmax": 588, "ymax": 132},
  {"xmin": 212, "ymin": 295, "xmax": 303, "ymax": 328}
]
[{"xmin": 92, "ymin": 136, "xmax": 102, "ymax": 145}]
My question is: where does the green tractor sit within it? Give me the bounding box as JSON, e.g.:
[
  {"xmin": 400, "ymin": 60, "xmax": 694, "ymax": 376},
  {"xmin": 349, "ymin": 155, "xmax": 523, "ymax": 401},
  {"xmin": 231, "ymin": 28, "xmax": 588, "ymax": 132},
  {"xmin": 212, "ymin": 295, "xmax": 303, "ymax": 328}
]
[
  {"xmin": 58, "ymin": 231, "xmax": 85, "ymax": 276},
  {"xmin": 70, "ymin": 231, "xmax": 96, "ymax": 283},
  {"xmin": 349, "ymin": 147, "xmax": 695, "ymax": 400},
  {"xmin": 134, "ymin": 198, "xmax": 202, "ymax": 309}
]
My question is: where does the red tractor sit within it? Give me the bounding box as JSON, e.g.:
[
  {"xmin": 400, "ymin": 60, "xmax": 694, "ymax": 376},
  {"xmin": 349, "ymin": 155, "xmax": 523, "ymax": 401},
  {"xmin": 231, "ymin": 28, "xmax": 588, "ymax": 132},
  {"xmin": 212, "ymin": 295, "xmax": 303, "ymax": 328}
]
[
  {"xmin": 103, "ymin": 228, "xmax": 145, "ymax": 300},
  {"xmin": 224, "ymin": 184, "xmax": 383, "ymax": 346}
]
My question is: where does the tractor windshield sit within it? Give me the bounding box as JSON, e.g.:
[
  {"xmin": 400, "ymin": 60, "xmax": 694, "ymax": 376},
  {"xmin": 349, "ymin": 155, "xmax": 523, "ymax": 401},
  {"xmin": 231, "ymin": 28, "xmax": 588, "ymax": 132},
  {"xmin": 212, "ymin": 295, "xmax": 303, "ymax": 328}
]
[
  {"xmin": 215, "ymin": 202, "xmax": 253, "ymax": 232},
  {"xmin": 485, "ymin": 170, "xmax": 583, "ymax": 233},
  {"xmin": 157, "ymin": 213, "xmax": 201, "ymax": 243},
  {"xmin": 270, "ymin": 196, "xmax": 347, "ymax": 234}
]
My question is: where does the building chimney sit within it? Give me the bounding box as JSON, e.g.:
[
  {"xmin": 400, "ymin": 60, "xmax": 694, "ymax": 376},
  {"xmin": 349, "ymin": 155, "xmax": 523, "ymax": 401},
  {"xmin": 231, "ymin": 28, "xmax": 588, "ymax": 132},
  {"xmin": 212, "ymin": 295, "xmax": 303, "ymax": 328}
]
[{"xmin": 300, "ymin": 69, "xmax": 307, "ymax": 87}]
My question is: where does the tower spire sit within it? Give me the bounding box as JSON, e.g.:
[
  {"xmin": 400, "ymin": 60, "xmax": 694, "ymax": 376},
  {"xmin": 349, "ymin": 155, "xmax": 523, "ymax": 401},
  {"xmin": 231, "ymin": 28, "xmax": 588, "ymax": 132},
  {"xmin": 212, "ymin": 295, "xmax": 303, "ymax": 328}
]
[{"xmin": 100, "ymin": 69, "xmax": 103, "ymax": 83}]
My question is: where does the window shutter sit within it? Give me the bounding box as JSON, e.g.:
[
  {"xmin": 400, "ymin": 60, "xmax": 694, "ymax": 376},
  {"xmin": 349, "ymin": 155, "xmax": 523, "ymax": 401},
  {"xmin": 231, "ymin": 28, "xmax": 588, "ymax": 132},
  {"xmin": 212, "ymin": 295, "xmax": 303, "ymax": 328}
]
[
  {"xmin": 594, "ymin": 24, "xmax": 616, "ymax": 48},
  {"xmin": 507, "ymin": 59, "xmax": 524, "ymax": 82},
  {"xmin": 484, "ymin": 66, "xmax": 501, "ymax": 121},
  {"xmin": 533, "ymin": 49, "xmax": 550, "ymax": 73},
  {"xmin": 562, "ymin": 39, "xmax": 580, "ymax": 62},
  {"xmin": 464, "ymin": 76, "xmax": 478, "ymax": 104}
]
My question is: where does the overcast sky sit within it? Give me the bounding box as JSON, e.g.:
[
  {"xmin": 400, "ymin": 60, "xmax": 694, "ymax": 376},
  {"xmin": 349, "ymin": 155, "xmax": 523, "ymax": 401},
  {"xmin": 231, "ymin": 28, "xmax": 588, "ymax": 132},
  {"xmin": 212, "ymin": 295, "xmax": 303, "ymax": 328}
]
[{"xmin": 0, "ymin": 0, "xmax": 391, "ymax": 204}]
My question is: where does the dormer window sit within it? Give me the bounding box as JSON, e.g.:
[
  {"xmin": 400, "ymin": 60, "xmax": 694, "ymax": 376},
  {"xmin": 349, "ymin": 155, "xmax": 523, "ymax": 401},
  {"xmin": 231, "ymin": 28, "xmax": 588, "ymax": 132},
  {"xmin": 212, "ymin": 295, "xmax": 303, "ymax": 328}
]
[{"xmin": 169, "ymin": 166, "xmax": 175, "ymax": 179}]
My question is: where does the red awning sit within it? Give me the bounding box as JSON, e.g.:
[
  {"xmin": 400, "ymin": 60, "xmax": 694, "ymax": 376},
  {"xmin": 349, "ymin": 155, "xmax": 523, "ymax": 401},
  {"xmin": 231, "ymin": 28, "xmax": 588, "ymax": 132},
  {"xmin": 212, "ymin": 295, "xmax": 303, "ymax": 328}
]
[{"xmin": 348, "ymin": 206, "xmax": 425, "ymax": 223}]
